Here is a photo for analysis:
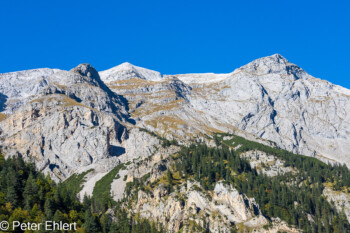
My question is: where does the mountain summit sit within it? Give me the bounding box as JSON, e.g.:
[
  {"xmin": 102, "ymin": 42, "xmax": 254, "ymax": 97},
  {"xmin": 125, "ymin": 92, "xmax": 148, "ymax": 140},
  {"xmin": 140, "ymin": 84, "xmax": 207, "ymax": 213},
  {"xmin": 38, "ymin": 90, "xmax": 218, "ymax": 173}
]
[
  {"xmin": 99, "ymin": 62, "xmax": 162, "ymax": 82},
  {"xmin": 237, "ymin": 54, "xmax": 307, "ymax": 79},
  {"xmin": 71, "ymin": 63, "xmax": 100, "ymax": 79}
]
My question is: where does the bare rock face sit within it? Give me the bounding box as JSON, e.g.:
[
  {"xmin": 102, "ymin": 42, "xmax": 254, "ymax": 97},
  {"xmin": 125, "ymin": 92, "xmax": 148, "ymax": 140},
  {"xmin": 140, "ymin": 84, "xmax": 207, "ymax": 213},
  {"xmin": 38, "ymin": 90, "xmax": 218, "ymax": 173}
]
[
  {"xmin": 237, "ymin": 54, "xmax": 307, "ymax": 77},
  {"xmin": 0, "ymin": 64, "xmax": 131, "ymax": 180},
  {"xmin": 186, "ymin": 54, "xmax": 350, "ymax": 166},
  {"xmin": 70, "ymin": 63, "xmax": 100, "ymax": 79},
  {"xmin": 0, "ymin": 68, "xmax": 59, "ymax": 113},
  {"xmin": 131, "ymin": 181, "xmax": 297, "ymax": 233},
  {"xmin": 100, "ymin": 54, "xmax": 350, "ymax": 167},
  {"xmin": 133, "ymin": 181, "xmax": 263, "ymax": 232},
  {"xmin": 0, "ymin": 95, "xmax": 124, "ymax": 180},
  {"xmin": 240, "ymin": 150, "xmax": 296, "ymax": 177}
]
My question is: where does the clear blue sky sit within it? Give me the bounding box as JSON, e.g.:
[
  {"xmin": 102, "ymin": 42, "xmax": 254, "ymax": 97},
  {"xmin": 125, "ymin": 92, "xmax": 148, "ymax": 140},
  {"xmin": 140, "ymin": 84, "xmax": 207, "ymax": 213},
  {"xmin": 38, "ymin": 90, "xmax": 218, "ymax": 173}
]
[{"xmin": 1, "ymin": 0, "xmax": 349, "ymax": 88}]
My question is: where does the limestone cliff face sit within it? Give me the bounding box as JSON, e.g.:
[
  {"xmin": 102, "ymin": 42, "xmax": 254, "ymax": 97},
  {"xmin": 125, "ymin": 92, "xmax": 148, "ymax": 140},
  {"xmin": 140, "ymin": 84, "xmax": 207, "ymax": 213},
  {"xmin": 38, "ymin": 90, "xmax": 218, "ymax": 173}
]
[
  {"xmin": 99, "ymin": 54, "xmax": 350, "ymax": 167},
  {"xmin": 194, "ymin": 55, "xmax": 350, "ymax": 166},
  {"xmin": 0, "ymin": 95, "xmax": 124, "ymax": 180},
  {"xmin": 0, "ymin": 64, "xmax": 131, "ymax": 180},
  {"xmin": 128, "ymin": 181, "xmax": 298, "ymax": 233}
]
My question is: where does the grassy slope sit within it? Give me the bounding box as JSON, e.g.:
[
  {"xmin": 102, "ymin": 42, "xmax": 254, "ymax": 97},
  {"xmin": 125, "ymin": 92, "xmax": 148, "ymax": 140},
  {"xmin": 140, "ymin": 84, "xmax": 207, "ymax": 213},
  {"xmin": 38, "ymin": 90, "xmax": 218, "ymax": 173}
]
[
  {"xmin": 92, "ymin": 164, "xmax": 126, "ymax": 199},
  {"xmin": 63, "ymin": 169, "xmax": 94, "ymax": 194}
]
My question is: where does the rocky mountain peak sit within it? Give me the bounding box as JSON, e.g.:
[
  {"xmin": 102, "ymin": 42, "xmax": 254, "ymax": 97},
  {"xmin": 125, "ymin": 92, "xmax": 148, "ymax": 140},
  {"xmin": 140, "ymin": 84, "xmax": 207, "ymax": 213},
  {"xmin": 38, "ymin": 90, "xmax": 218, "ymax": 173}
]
[
  {"xmin": 118, "ymin": 62, "xmax": 135, "ymax": 69},
  {"xmin": 70, "ymin": 63, "xmax": 100, "ymax": 80},
  {"xmin": 99, "ymin": 62, "xmax": 162, "ymax": 82},
  {"xmin": 264, "ymin": 53, "xmax": 288, "ymax": 62},
  {"xmin": 237, "ymin": 54, "xmax": 306, "ymax": 78},
  {"xmin": 246, "ymin": 54, "xmax": 289, "ymax": 68}
]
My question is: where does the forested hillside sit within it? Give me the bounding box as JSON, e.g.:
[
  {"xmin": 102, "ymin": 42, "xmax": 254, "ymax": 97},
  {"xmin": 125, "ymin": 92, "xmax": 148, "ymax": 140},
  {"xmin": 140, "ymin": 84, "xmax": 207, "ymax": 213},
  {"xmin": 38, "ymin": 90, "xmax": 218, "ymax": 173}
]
[
  {"xmin": 0, "ymin": 154, "xmax": 163, "ymax": 233},
  {"xmin": 171, "ymin": 134, "xmax": 350, "ymax": 232},
  {"xmin": 1, "ymin": 132, "xmax": 350, "ymax": 232},
  {"xmin": 123, "ymin": 133, "xmax": 350, "ymax": 232}
]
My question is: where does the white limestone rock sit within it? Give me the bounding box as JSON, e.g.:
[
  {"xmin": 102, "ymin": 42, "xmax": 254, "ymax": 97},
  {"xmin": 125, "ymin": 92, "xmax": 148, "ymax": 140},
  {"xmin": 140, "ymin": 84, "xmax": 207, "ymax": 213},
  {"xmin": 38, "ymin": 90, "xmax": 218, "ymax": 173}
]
[
  {"xmin": 97, "ymin": 54, "xmax": 350, "ymax": 167},
  {"xmin": 323, "ymin": 187, "xmax": 350, "ymax": 224},
  {"xmin": 131, "ymin": 180, "xmax": 298, "ymax": 232},
  {"xmin": 240, "ymin": 150, "xmax": 296, "ymax": 177}
]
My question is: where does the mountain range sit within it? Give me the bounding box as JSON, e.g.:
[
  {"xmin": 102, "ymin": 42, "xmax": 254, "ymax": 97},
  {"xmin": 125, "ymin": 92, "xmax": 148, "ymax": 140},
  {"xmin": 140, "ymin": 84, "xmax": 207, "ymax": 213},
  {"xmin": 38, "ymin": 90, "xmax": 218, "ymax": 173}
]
[{"xmin": 1, "ymin": 54, "xmax": 350, "ymax": 232}]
